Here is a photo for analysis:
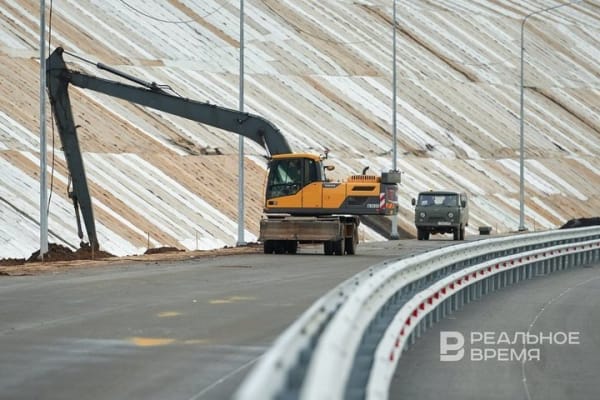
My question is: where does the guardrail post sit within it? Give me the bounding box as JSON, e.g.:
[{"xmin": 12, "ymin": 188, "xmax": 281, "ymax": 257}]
[
  {"xmin": 572, "ymin": 252, "xmax": 577, "ymax": 267},
  {"xmin": 469, "ymin": 284, "xmax": 474, "ymax": 302},
  {"xmin": 466, "ymin": 285, "xmax": 471, "ymax": 304},
  {"xmin": 555, "ymin": 256, "xmax": 567, "ymax": 271},
  {"xmin": 518, "ymin": 266, "xmax": 523, "ymax": 281}
]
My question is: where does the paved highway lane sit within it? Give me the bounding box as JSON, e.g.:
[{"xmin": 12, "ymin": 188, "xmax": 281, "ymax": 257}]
[
  {"xmin": 0, "ymin": 239, "xmax": 455, "ymax": 400},
  {"xmin": 392, "ymin": 263, "xmax": 600, "ymax": 400}
]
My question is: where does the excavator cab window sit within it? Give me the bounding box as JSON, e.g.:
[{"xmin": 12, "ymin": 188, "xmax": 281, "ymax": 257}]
[{"xmin": 266, "ymin": 158, "xmax": 319, "ymax": 199}]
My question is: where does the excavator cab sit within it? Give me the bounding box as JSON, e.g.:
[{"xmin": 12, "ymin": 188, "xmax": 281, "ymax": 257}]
[{"xmin": 265, "ymin": 154, "xmax": 323, "ymax": 200}]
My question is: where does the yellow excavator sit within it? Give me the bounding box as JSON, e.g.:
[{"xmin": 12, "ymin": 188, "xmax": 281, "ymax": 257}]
[{"xmin": 46, "ymin": 47, "xmax": 400, "ymax": 256}]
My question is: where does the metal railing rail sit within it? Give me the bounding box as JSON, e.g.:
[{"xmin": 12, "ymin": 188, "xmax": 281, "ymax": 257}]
[
  {"xmin": 367, "ymin": 236, "xmax": 600, "ymax": 400},
  {"xmin": 301, "ymin": 226, "xmax": 600, "ymax": 400},
  {"xmin": 235, "ymin": 226, "xmax": 600, "ymax": 400},
  {"xmin": 234, "ymin": 259, "xmax": 397, "ymax": 400}
]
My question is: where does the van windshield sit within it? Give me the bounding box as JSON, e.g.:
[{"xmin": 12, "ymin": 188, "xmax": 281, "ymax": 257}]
[{"xmin": 418, "ymin": 193, "xmax": 458, "ymax": 207}]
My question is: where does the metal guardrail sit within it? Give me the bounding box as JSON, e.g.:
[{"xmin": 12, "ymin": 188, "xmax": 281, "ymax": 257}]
[
  {"xmin": 234, "ymin": 258, "xmax": 397, "ymax": 400},
  {"xmin": 366, "ymin": 236, "xmax": 600, "ymax": 400},
  {"xmin": 235, "ymin": 227, "xmax": 600, "ymax": 400}
]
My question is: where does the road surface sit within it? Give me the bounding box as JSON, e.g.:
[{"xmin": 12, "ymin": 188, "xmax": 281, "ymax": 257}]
[
  {"xmin": 0, "ymin": 239, "xmax": 453, "ymax": 400},
  {"xmin": 391, "ymin": 263, "xmax": 600, "ymax": 400}
]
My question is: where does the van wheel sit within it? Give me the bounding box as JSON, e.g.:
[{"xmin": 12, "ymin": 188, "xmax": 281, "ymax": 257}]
[
  {"xmin": 453, "ymin": 228, "xmax": 460, "ymax": 241},
  {"xmin": 460, "ymin": 225, "xmax": 465, "ymax": 240}
]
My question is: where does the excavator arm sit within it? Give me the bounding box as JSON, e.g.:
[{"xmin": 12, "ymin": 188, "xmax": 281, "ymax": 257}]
[{"xmin": 45, "ymin": 47, "xmax": 291, "ymax": 249}]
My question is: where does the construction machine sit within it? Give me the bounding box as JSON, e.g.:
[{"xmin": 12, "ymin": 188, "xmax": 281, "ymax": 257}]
[{"xmin": 46, "ymin": 47, "xmax": 400, "ymax": 256}]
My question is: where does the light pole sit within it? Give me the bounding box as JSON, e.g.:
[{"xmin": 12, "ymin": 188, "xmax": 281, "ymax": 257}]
[
  {"xmin": 518, "ymin": 0, "xmax": 583, "ymax": 231},
  {"xmin": 237, "ymin": 0, "xmax": 246, "ymax": 246},
  {"xmin": 390, "ymin": 0, "xmax": 400, "ymax": 240},
  {"xmin": 39, "ymin": 0, "xmax": 48, "ymax": 260}
]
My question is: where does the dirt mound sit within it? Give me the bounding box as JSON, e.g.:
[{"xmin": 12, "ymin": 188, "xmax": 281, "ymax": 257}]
[
  {"xmin": 26, "ymin": 243, "xmax": 115, "ymax": 262},
  {"xmin": 560, "ymin": 217, "xmax": 600, "ymax": 229},
  {"xmin": 0, "ymin": 258, "xmax": 26, "ymax": 267},
  {"xmin": 144, "ymin": 246, "xmax": 183, "ymax": 255}
]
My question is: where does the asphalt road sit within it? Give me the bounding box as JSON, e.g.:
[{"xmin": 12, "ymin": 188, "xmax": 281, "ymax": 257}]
[
  {"xmin": 0, "ymin": 239, "xmax": 453, "ymax": 400},
  {"xmin": 391, "ymin": 263, "xmax": 600, "ymax": 400}
]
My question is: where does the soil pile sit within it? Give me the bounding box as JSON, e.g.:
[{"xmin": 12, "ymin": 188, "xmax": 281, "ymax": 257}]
[
  {"xmin": 144, "ymin": 246, "xmax": 183, "ymax": 255},
  {"xmin": 0, "ymin": 258, "xmax": 25, "ymax": 267},
  {"xmin": 560, "ymin": 217, "xmax": 600, "ymax": 229},
  {"xmin": 27, "ymin": 243, "xmax": 115, "ymax": 262}
]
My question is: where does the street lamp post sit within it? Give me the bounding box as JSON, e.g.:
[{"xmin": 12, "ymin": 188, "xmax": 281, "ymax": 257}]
[
  {"xmin": 390, "ymin": 0, "xmax": 400, "ymax": 240},
  {"xmin": 237, "ymin": 0, "xmax": 246, "ymax": 246},
  {"xmin": 518, "ymin": 0, "xmax": 583, "ymax": 231},
  {"xmin": 39, "ymin": 0, "xmax": 48, "ymax": 260}
]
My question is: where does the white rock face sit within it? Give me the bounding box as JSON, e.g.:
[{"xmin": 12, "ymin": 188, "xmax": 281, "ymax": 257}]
[{"xmin": 0, "ymin": 1, "xmax": 598, "ymax": 257}]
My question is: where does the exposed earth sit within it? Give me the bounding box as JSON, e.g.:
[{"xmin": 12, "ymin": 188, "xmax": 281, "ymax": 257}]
[{"xmin": 0, "ymin": 242, "xmax": 262, "ymax": 276}]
